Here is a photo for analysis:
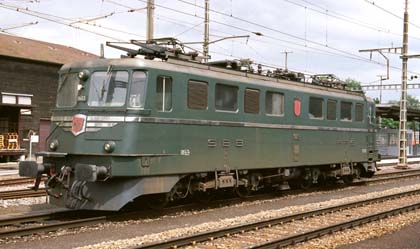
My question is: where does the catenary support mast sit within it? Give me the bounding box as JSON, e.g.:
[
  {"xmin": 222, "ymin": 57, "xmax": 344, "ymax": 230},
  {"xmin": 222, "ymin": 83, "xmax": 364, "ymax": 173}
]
[
  {"xmin": 147, "ymin": 0, "xmax": 154, "ymax": 42},
  {"xmin": 397, "ymin": 0, "xmax": 409, "ymax": 168},
  {"xmin": 203, "ymin": 0, "xmax": 210, "ymax": 62}
]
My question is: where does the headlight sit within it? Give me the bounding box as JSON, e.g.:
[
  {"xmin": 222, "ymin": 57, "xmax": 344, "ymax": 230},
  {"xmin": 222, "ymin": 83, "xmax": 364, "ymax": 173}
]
[
  {"xmin": 103, "ymin": 141, "xmax": 115, "ymax": 153},
  {"xmin": 49, "ymin": 139, "xmax": 59, "ymax": 151},
  {"xmin": 78, "ymin": 70, "xmax": 90, "ymax": 81}
]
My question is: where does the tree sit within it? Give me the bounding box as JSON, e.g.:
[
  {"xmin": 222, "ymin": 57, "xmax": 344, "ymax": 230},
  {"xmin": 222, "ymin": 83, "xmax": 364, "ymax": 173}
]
[
  {"xmin": 345, "ymin": 78, "xmax": 362, "ymax": 91},
  {"xmin": 407, "ymin": 95, "xmax": 420, "ymax": 109},
  {"xmin": 387, "ymin": 95, "xmax": 420, "ymax": 109},
  {"xmin": 382, "ymin": 95, "xmax": 420, "ymax": 129},
  {"xmin": 381, "ymin": 117, "xmax": 398, "ymax": 129}
]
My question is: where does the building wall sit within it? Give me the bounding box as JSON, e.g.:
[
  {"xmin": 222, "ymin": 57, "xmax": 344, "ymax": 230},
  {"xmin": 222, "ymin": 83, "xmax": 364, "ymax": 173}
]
[{"xmin": 0, "ymin": 56, "xmax": 61, "ymax": 151}]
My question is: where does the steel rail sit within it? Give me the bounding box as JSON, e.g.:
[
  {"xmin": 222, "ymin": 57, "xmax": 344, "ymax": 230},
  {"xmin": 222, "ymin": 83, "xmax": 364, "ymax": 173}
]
[
  {"xmin": 0, "ymin": 177, "xmax": 47, "ymax": 186},
  {"xmin": 250, "ymin": 202, "xmax": 420, "ymax": 249},
  {"xmin": 363, "ymin": 170, "xmax": 420, "ymax": 183},
  {"xmin": 0, "ymin": 188, "xmax": 46, "ymax": 199},
  {"xmin": 0, "ymin": 216, "xmax": 106, "ymax": 239},
  {"xmin": 0, "ymin": 209, "xmax": 71, "ymax": 226},
  {"xmin": 133, "ymin": 188, "xmax": 420, "ymax": 249}
]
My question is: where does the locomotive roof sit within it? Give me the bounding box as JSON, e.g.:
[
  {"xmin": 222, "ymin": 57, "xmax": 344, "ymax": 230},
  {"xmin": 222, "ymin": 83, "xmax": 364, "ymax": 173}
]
[{"xmin": 61, "ymin": 58, "xmax": 369, "ymax": 102}]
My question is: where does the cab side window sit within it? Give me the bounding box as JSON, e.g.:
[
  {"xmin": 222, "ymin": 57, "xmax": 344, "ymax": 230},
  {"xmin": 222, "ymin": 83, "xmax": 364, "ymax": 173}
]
[
  {"xmin": 266, "ymin": 91, "xmax": 284, "ymax": 116},
  {"xmin": 156, "ymin": 76, "xmax": 172, "ymax": 112},
  {"xmin": 129, "ymin": 71, "xmax": 147, "ymax": 108},
  {"xmin": 309, "ymin": 97, "xmax": 323, "ymax": 119},
  {"xmin": 341, "ymin": 101, "xmax": 352, "ymax": 121},
  {"xmin": 215, "ymin": 84, "xmax": 238, "ymax": 112}
]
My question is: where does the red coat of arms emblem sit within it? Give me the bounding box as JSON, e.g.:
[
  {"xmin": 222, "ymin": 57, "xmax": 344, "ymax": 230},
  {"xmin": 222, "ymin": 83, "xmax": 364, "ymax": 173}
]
[
  {"xmin": 71, "ymin": 114, "xmax": 86, "ymax": 136},
  {"xmin": 294, "ymin": 99, "xmax": 301, "ymax": 117}
]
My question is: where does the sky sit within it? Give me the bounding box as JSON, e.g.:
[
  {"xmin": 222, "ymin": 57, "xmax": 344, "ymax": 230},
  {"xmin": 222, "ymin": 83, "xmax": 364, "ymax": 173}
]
[{"xmin": 1, "ymin": 0, "xmax": 420, "ymax": 103}]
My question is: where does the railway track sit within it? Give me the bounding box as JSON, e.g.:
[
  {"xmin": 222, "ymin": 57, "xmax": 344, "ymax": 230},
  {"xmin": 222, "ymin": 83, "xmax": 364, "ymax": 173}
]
[
  {"xmin": 133, "ymin": 188, "xmax": 420, "ymax": 249},
  {"xmin": 0, "ymin": 177, "xmax": 46, "ymax": 186},
  {"xmin": 0, "ymin": 188, "xmax": 46, "ymax": 200},
  {"xmin": 0, "ymin": 170, "xmax": 420, "ymax": 242},
  {"xmin": 363, "ymin": 168, "xmax": 420, "ymax": 183},
  {"xmin": 0, "ymin": 209, "xmax": 107, "ymax": 239}
]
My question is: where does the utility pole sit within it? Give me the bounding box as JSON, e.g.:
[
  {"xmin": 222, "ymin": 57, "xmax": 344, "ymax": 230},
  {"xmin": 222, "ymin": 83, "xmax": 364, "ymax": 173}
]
[
  {"xmin": 377, "ymin": 75, "xmax": 387, "ymax": 104},
  {"xmin": 358, "ymin": 0, "xmax": 420, "ymax": 169},
  {"xmin": 203, "ymin": 0, "xmax": 210, "ymax": 62},
  {"xmin": 281, "ymin": 50, "xmax": 293, "ymax": 71},
  {"xmin": 146, "ymin": 0, "xmax": 154, "ymax": 42},
  {"xmin": 397, "ymin": 0, "xmax": 409, "ymax": 168}
]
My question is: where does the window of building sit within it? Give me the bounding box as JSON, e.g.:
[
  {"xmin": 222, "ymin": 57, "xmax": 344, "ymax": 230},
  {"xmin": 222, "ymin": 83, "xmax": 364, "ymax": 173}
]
[
  {"xmin": 215, "ymin": 84, "xmax": 238, "ymax": 111},
  {"xmin": 20, "ymin": 109, "xmax": 32, "ymax": 116},
  {"xmin": 327, "ymin": 99, "xmax": 337, "ymax": 120},
  {"xmin": 244, "ymin": 88, "xmax": 260, "ymax": 114},
  {"xmin": 188, "ymin": 80, "xmax": 208, "ymax": 110},
  {"xmin": 156, "ymin": 76, "xmax": 172, "ymax": 112},
  {"xmin": 1, "ymin": 92, "xmax": 33, "ymax": 106},
  {"xmin": 309, "ymin": 97, "xmax": 324, "ymax": 119},
  {"xmin": 355, "ymin": 103, "xmax": 364, "ymax": 122},
  {"xmin": 129, "ymin": 71, "xmax": 147, "ymax": 108},
  {"xmin": 266, "ymin": 92, "xmax": 284, "ymax": 116},
  {"xmin": 340, "ymin": 101, "xmax": 352, "ymax": 121}
]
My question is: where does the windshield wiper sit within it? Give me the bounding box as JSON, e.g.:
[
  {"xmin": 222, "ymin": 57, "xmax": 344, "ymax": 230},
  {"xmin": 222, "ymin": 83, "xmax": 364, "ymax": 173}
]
[{"xmin": 99, "ymin": 65, "xmax": 113, "ymax": 101}]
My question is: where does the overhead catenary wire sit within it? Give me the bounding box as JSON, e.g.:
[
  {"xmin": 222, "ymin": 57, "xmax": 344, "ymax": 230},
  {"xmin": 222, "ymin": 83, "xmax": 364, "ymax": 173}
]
[
  {"xmin": 2, "ymin": 0, "xmax": 420, "ymax": 77},
  {"xmin": 1, "ymin": 0, "xmax": 405, "ymax": 75},
  {"xmin": 107, "ymin": 0, "xmax": 365, "ymax": 65},
  {"xmin": 0, "ymin": 2, "xmax": 146, "ymax": 41},
  {"xmin": 363, "ymin": 0, "xmax": 420, "ymax": 30},
  {"xmin": 167, "ymin": 0, "xmax": 405, "ymax": 65},
  {"xmin": 283, "ymin": 0, "xmax": 420, "ymax": 41},
  {"xmin": 135, "ymin": 0, "xmax": 420, "ymax": 75}
]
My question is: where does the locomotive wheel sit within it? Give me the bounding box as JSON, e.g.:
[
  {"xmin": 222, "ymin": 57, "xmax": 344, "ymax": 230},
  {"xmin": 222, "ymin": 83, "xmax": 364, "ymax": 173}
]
[
  {"xmin": 145, "ymin": 193, "xmax": 170, "ymax": 210},
  {"xmin": 289, "ymin": 178, "xmax": 312, "ymax": 189},
  {"xmin": 235, "ymin": 185, "xmax": 252, "ymax": 198},
  {"xmin": 342, "ymin": 175, "xmax": 354, "ymax": 184},
  {"xmin": 194, "ymin": 191, "xmax": 213, "ymax": 204},
  {"xmin": 299, "ymin": 178, "xmax": 312, "ymax": 189}
]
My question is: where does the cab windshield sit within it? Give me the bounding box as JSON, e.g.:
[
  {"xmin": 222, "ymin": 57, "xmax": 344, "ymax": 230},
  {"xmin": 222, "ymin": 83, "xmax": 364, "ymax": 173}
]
[
  {"xmin": 88, "ymin": 70, "xmax": 129, "ymax": 107},
  {"xmin": 57, "ymin": 73, "xmax": 79, "ymax": 107}
]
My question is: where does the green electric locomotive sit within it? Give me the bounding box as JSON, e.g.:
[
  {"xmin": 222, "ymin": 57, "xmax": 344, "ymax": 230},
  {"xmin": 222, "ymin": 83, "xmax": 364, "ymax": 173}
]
[{"xmin": 19, "ymin": 40, "xmax": 379, "ymax": 210}]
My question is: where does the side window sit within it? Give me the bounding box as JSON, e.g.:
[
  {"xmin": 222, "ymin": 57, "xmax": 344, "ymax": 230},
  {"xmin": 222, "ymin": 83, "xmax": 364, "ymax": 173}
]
[
  {"xmin": 244, "ymin": 88, "xmax": 260, "ymax": 114},
  {"xmin": 369, "ymin": 104, "xmax": 376, "ymax": 124},
  {"xmin": 156, "ymin": 76, "xmax": 172, "ymax": 112},
  {"xmin": 309, "ymin": 97, "xmax": 323, "ymax": 119},
  {"xmin": 188, "ymin": 80, "xmax": 208, "ymax": 110},
  {"xmin": 340, "ymin": 101, "xmax": 352, "ymax": 121},
  {"xmin": 129, "ymin": 71, "xmax": 147, "ymax": 108},
  {"xmin": 215, "ymin": 84, "xmax": 238, "ymax": 111},
  {"xmin": 355, "ymin": 103, "xmax": 364, "ymax": 122},
  {"xmin": 327, "ymin": 99, "xmax": 337, "ymax": 120},
  {"xmin": 266, "ymin": 91, "xmax": 284, "ymax": 116}
]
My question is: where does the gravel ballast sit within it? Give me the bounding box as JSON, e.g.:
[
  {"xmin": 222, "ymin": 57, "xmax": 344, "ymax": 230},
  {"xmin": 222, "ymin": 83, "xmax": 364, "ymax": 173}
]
[{"xmin": 75, "ymin": 182, "xmax": 420, "ymax": 249}]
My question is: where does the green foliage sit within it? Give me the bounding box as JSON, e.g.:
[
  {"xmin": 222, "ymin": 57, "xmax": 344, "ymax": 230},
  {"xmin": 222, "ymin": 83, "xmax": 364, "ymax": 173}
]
[
  {"xmin": 407, "ymin": 95, "xmax": 420, "ymax": 109},
  {"xmin": 381, "ymin": 117, "xmax": 398, "ymax": 129},
  {"xmin": 387, "ymin": 95, "xmax": 420, "ymax": 109},
  {"xmin": 345, "ymin": 78, "xmax": 362, "ymax": 91}
]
